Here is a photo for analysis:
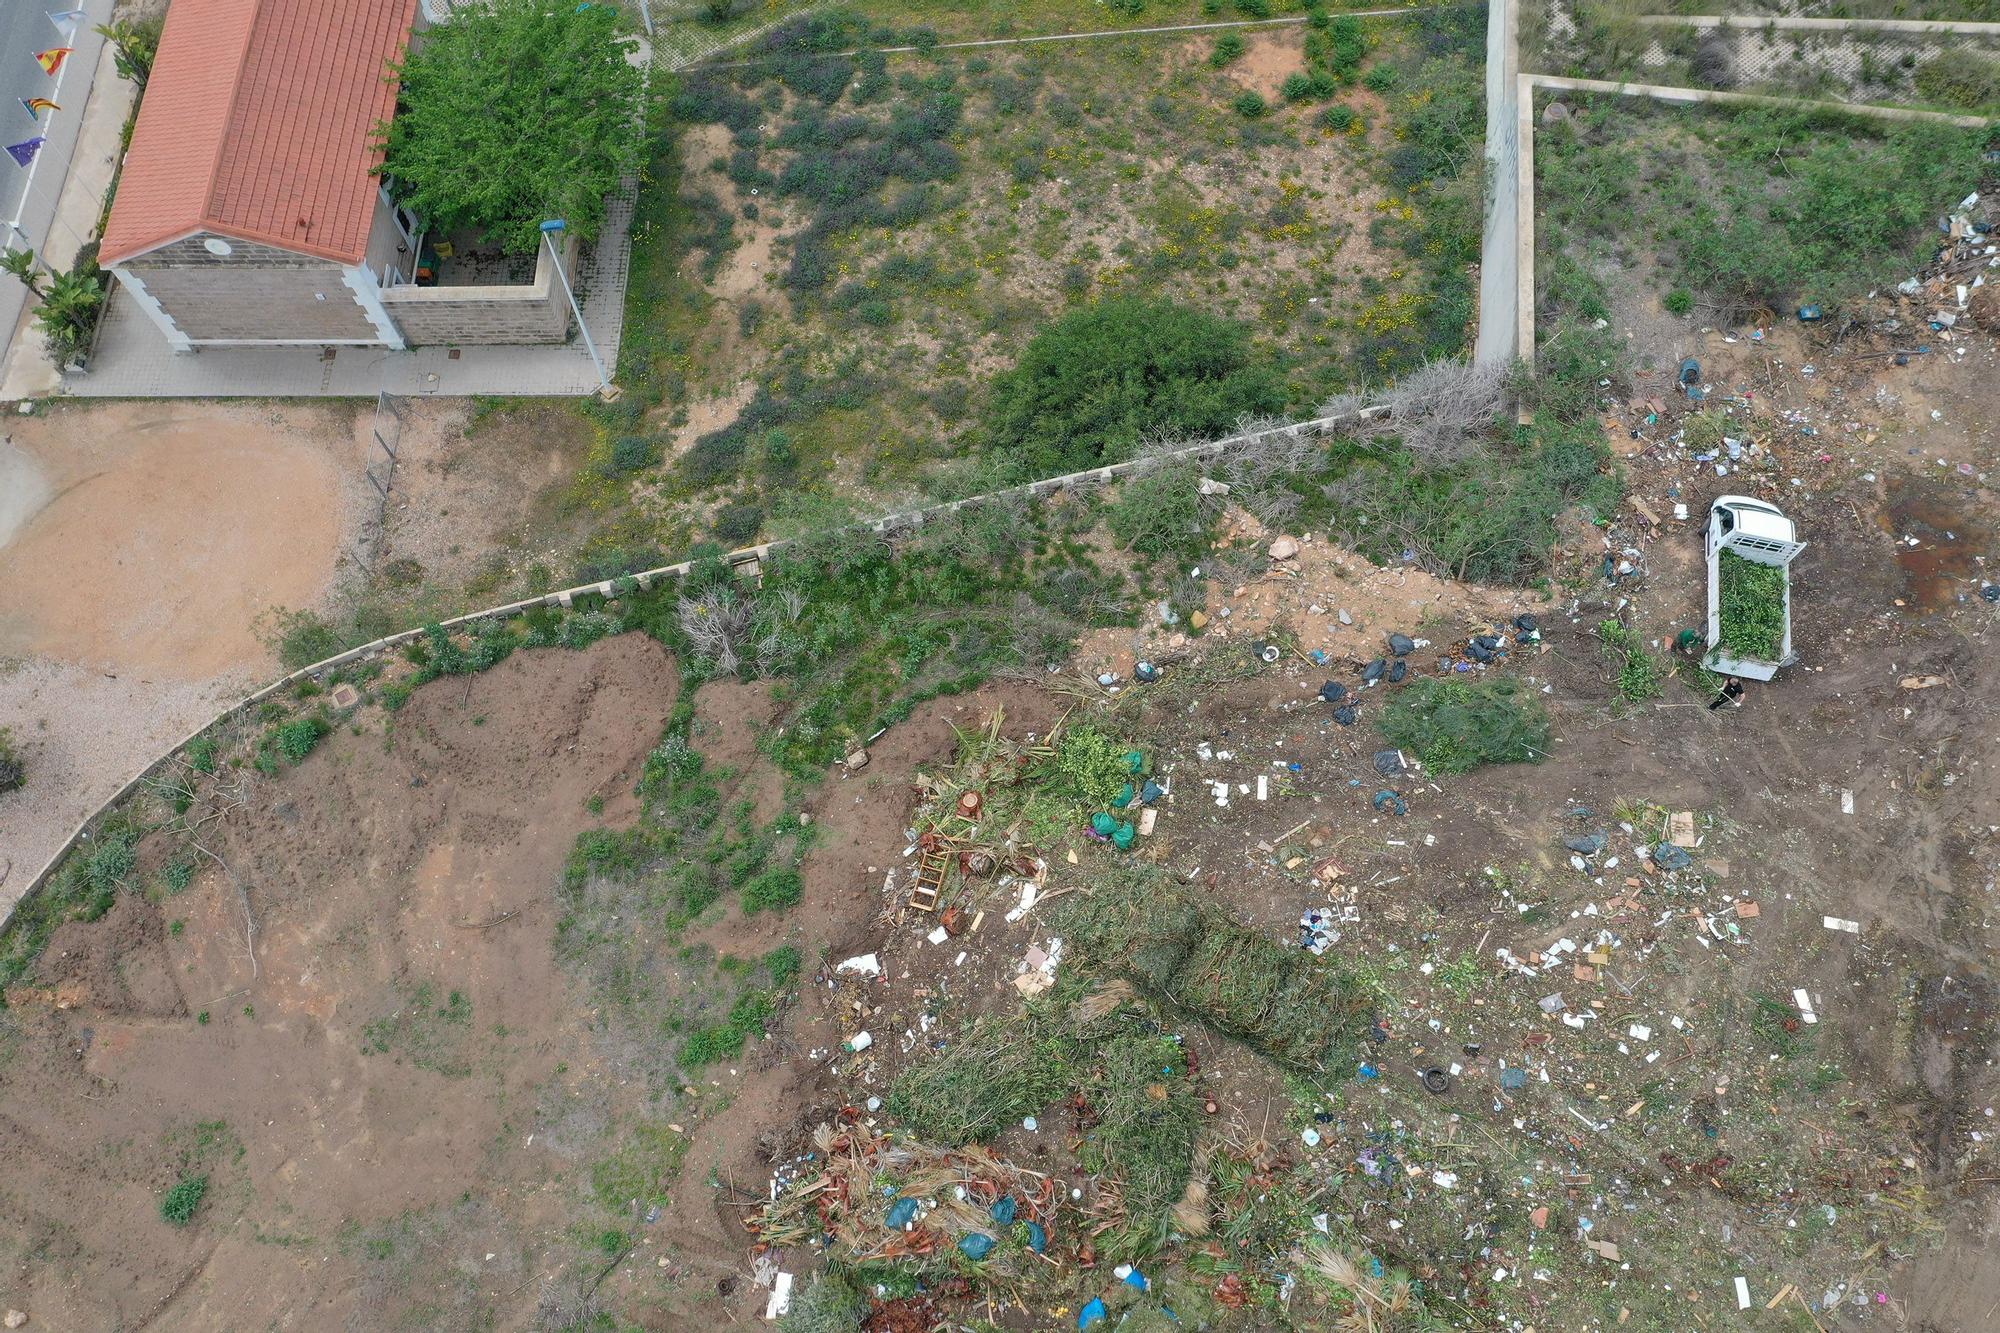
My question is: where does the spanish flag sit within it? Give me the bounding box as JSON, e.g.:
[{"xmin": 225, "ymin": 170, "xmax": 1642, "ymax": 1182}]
[
  {"xmin": 34, "ymin": 48, "xmax": 72, "ymax": 76},
  {"xmin": 20, "ymin": 98, "xmax": 60, "ymax": 122}
]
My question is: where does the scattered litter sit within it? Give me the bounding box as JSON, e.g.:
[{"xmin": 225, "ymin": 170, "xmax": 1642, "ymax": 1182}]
[
  {"xmin": 836, "ymin": 953, "xmax": 882, "ymax": 977},
  {"xmin": 763, "ymin": 1271, "xmax": 793, "ymax": 1320},
  {"xmin": 1823, "ymin": 916, "xmax": 1862, "ymax": 935},
  {"xmin": 1793, "ymin": 988, "xmax": 1818, "ymax": 1025}
]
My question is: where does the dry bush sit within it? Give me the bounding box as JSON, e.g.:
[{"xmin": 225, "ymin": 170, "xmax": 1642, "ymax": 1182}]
[
  {"xmin": 676, "ymin": 587, "xmax": 755, "ymax": 674},
  {"xmin": 1321, "ymin": 358, "xmax": 1504, "ymax": 469}
]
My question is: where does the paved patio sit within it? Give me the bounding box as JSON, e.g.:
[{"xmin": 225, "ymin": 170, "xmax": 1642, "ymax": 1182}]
[{"xmin": 61, "ymin": 181, "xmax": 635, "ymax": 399}]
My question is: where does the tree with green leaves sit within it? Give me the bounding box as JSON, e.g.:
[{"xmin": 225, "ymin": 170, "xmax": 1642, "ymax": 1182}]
[
  {"xmin": 0, "ymin": 247, "xmax": 44, "ymax": 298},
  {"xmin": 95, "ymin": 18, "xmax": 161, "ymax": 87},
  {"xmin": 377, "ymin": 0, "xmax": 646, "ymax": 256}
]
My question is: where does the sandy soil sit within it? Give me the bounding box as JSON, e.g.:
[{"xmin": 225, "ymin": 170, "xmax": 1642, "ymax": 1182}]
[
  {"xmin": 0, "ymin": 634, "xmax": 680, "ymax": 1331},
  {"xmin": 0, "ymin": 401, "xmax": 369, "ymax": 676},
  {"xmin": 375, "ymin": 398, "xmax": 599, "ymax": 591},
  {"xmin": 0, "ymin": 401, "xmax": 373, "ymax": 915},
  {"xmin": 1218, "ymin": 29, "xmax": 1306, "ymax": 100}
]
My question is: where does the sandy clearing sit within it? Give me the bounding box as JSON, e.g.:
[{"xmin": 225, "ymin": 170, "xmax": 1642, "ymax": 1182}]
[{"xmin": 0, "ymin": 400, "xmax": 367, "ymax": 677}]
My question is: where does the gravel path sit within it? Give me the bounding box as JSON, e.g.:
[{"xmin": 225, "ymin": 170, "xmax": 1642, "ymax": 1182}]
[{"xmin": 0, "ymin": 660, "xmax": 250, "ymax": 912}]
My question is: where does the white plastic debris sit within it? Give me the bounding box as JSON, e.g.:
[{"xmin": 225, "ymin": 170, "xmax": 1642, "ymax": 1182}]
[
  {"xmin": 764, "ymin": 1272, "xmax": 794, "ymax": 1320},
  {"xmin": 836, "ymin": 953, "xmax": 882, "ymax": 977},
  {"xmin": 1840, "ymin": 790, "xmax": 1854, "ymax": 815},
  {"xmin": 1793, "ymin": 988, "xmax": 1818, "ymax": 1025},
  {"xmin": 1823, "ymin": 916, "xmax": 1861, "ymax": 934},
  {"xmin": 1734, "ymin": 1276, "xmax": 1751, "ymax": 1310}
]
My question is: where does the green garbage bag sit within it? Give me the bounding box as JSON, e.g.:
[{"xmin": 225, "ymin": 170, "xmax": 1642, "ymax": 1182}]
[
  {"xmin": 1111, "ymin": 782, "xmax": 1135, "ymax": 809},
  {"xmin": 1124, "ymin": 750, "xmax": 1145, "ymax": 775},
  {"xmin": 1091, "ymin": 812, "xmax": 1119, "ymax": 837},
  {"xmin": 1111, "ymin": 821, "xmax": 1136, "ymax": 851}
]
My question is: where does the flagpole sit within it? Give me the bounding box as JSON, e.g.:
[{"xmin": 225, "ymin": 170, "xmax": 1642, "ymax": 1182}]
[{"xmin": 6, "ymin": 10, "xmax": 92, "ymax": 264}]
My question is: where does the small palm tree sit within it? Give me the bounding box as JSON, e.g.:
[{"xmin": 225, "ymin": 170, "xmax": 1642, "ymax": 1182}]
[
  {"xmin": 95, "ymin": 20, "xmax": 160, "ymax": 87},
  {"xmin": 0, "ymin": 247, "xmax": 44, "ymax": 298}
]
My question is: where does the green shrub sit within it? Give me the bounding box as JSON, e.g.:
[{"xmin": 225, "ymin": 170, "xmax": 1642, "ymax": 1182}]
[
  {"xmin": 1281, "ymin": 72, "xmax": 1316, "ymax": 103},
  {"xmin": 1663, "ymin": 288, "xmax": 1693, "ymax": 316},
  {"xmin": 604, "ymin": 434, "xmax": 660, "ymax": 474},
  {"xmin": 268, "ymin": 714, "xmax": 332, "ymax": 765},
  {"xmin": 1320, "ymin": 103, "xmax": 1357, "ymax": 132},
  {"xmin": 1231, "ymin": 90, "xmax": 1267, "ymax": 119},
  {"xmin": 85, "ymin": 831, "xmax": 136, "ymax": 896},
  {"xmin": 777, "ymin": 1268, "xmax": 869, "ymax": 1333},
  {"xmin": 742, "ymin": 867, "xmax": 803, "ymax": 914},
  {"xmin": 0, "ymin": 727, "xmax": 22, "ymax": 794},
  {"xmin": 264, "ymin": 608, "xmax": 343, "ymax": 671},
  {"xmin": 981, "ymin": 297, "xmax": 1284, "ymax": 476},
  {"xmin": 1210, "ymin": 33, "xmax": 1244, "ymax": 67},
  {"xmin": 1716, "ymin": 550, "xmax": 1786, "ymax": 660},
  {"xmin": 1088, "ymin": 1036, "xmax": 1198, "ymax": 1256},
  {"xmin": 160, "ymin": 1174, "xmax": 208, "ymax": 1226},
  {"xmin": 1376, "ymin": 677, "xmax": 1550, "ymax": 775},
  {"xmin": 713, "ymin": 502, "xmax": 766, "ymax": 545},
  {"xmin": 1363, "ymin": 64, "xmax": 1399, "ymax": 92},
  {"xmin": 1235, "ymin": 0, "xmax": 1270, "ymax": 16},
  {"xmin": 764, "ymin": 944, "xmax": 802, "ymax": 989},
  {"xmin": 34, "ymin": 262, "xmax": 105, "ymax": 368},
  {"xmin": 886, "ymin": 1015, "xmax": 1085, "ymax": 1143},
  {"xmin": 1913, "ymin": 50, "xmax": 2000, "ymax": 110}
]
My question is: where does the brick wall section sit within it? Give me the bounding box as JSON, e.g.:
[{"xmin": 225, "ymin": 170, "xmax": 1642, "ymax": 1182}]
[
  {"xmin": 377, "ymin": 231, "xmax": 577, "ymax": 346},
  {"xmin": 125, "ymin": 262, "xmax": 379, "ymax": 341},
  {"xmin": 141, "ymin": 231, "xmax": 340, "ymax": 266},
  {"xmin": 111, "ymin": 228, "xmax": 578, "ymax": 346},
  {"xmin": 379, "ymin": 283, "xmax": 569, "ymax": 345}
]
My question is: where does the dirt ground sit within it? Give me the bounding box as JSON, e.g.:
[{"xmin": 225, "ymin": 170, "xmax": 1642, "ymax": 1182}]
[
  {"xmin": 0, "ymin": 396, "xmax": 597, "ymax": 920},
  {"xmin": 0, "ymin": 303, "xmax": 1995, "ymax": 1330}
]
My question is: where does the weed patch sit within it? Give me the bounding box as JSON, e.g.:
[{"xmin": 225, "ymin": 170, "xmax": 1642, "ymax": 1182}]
[{"xmin": 1376, "ymin": 676, "xmax": 1550, "ymax": 775}]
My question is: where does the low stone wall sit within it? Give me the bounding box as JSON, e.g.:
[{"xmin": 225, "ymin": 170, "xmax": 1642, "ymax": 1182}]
[
  {"xmin": 380, "ymin": 232, "xmax": 577, "ymax": 347},
  {"xmin": 3, "ymin": 402, "xmax": 1388, "ymax": 923}
]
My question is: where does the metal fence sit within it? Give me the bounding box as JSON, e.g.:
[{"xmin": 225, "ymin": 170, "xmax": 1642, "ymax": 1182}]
[{"xmin": 350, "ymin": 391, "xmax": 404, "ymax": 577}]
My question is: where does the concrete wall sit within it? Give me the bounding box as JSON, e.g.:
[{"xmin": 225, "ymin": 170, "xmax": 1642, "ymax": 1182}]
[{"xmin": 378, "ymin": 231, "xmax": 576, "ymax": 347}]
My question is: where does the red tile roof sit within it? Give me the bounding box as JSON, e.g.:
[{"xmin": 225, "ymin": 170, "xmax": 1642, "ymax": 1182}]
[{"xmin": 100, "ymin": 0, "xmax": 417, "ymax": 266}]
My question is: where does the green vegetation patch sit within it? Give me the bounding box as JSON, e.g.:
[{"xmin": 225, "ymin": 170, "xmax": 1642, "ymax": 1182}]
[
  {"xmin": 886, "ymin": 1011, "xmax": 1087, "ymax": 1145},
  {"xmin": 1053, "ymin": 866, "xmax": 1373, "ymax": 1071},
  {"xmin": 1376, "ymin": 676, "xmax": 1550, "ymax": 775},
  {"xmin": 1537, "ymin": 97, "xmax": 1990, "ymax": 318},
  {"xmin": 982, "ymin": 296, "xmax": 1286, "ymax": 478},
  {"xmin": 360, "ymin": 981, "xmax": 477, "ymax": 1077},
  {"xmin": 1716, "ymin": 549, "xmax": 1787, "ymax": 661},
  {"xmin": 159, "ymin": 1174, "xmax": 208, "ymax": 1226}
]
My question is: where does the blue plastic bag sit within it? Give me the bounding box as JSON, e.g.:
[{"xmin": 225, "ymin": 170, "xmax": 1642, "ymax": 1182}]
[
  {"xmin": 1078, "ymin": 1297, "xmax": 1108, "ymax": 1329},
  {"xmin": 885, "ymin": 1197, "xmax": 919, "ymax": 1229},
  {"xmin": 958, "ymin": 1232, "xmax": 996, "ymax": 1261},
  {"xmin": 989, "ymin": 1196, "xmax": 1017, "ymax": 1226}
]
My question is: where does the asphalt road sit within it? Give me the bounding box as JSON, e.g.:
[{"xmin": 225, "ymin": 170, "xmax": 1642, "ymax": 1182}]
[{"xmin": 0, "ymin": 2, "xmax": 109, "ymax": 375}]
